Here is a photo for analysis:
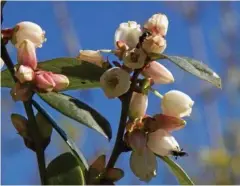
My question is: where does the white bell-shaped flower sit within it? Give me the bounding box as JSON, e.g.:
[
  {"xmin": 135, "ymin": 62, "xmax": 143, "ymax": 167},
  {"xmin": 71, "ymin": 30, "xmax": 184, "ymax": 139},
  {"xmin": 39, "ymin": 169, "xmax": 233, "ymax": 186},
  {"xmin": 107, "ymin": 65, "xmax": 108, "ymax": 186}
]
[
  {"xmin": 122, "ymin": 48, "xmax": 147, "ymax": 69},
  {"xmin": 100, "ymin": 67, "xmax": 131, "ymax": 99},
  {"xmin": 129, "ymin": 92, "xmax": 148, "ymax": 119},
  {"xmin": 161, "ymin": 90, "xmax": 194, "ymax": 118},
  {"xmin": 12, "ymin": 21, "xmax": 46, "ymax": 48},
  {"xmin": 130, "ymin": 147, "xmax": 157, "ymax": 182},
  {"xmin": 147, "ymin": 129, "xmax": 180, "ymax": 156},
  {"xmin": 144, "ymin": 13, "xmax": 169, "ymax": 36},
  {"xmin": 114, "ymin": 21, "xmax": 142, "ymax": 49}
]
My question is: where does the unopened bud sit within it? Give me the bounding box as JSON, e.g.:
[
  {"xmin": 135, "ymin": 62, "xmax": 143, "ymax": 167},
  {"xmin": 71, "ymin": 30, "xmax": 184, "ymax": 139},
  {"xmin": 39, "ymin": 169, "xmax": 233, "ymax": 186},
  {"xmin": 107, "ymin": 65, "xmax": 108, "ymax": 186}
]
[
  {"xmin": 11, "ymin": 113, "xmax": 28, "ymax": 137},
  {"xmin": 17, "ymin": 39, "xmax": 37, "ymax": 70},
  {"xmin": 35, "ymin": 71, "xmax": 56, "ymax": 92},
  {"xmin": 129, "ymin": 92, "xmax": 148, "ymax": 119},
  {"xmin": 77, "ymin": 50, "xmax": 104, "ymax": 67},
  {"xmin": 144, "ymin": 13, "xmax": 169, "ymax": 36},
  {"xmin": 15, "ymin": 65, "xmax": 35, "ymax": 83},
  {"xmin": 142, "ymin": 61, "xmax": 174, "ymax": 84},
  {"xmin": 122, "ymin": 48, "xmax": 147, "ymax": 69},
  {"xmin": 147, "ymin": 129, "xmax": 180, "ymax": 156},
  {"xmin": 142, "ymin": 35, "xmax": 166, "ymax": 54},
  {"xmin": 11, "ymin": 21, "xmax": 46, "ymax": 48},
  {"xmin": 49, "ymin": 73, "xmax": 69, "ymax": 91},
  {"xmin": 114, "ymin": 21, "xmax": 142, "ymax": 49},
  {"xmin": 161, "ymin": 90, "xmax": 194, "ymax": 118}
]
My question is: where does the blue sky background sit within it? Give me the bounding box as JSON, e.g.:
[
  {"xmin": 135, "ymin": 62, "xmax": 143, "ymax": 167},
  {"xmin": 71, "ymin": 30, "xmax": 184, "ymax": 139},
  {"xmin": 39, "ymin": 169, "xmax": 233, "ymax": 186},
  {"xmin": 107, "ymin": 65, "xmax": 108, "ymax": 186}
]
[{"xmin": 1, "ymin": 1, "xmax": 240, "ymax": 185}]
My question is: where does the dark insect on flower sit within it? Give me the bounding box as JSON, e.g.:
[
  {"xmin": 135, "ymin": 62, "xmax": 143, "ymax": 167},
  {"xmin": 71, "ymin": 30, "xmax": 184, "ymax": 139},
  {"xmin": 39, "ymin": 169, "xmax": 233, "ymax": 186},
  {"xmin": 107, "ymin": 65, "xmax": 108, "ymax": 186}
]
[
  {"xmin": 171, "ymin": 148, "xmax": 188, "ymax": 160},
  {"xmin": 136, "ymin": 31, "xmax": 152, "ymax": 48}
]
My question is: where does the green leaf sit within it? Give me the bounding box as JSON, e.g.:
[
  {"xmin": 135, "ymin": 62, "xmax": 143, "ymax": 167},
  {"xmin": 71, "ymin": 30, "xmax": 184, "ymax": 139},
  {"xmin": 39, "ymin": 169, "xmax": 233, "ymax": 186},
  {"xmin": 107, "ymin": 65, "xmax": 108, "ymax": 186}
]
[
  {"xmin": 158, "ymin": 156, "xmax": 194, "ymax": 185},
  {"xmin": 32, "ymin": 99, "xmax": 89, "ymax": 169},
  {"xmin": 35, "ymin": 112, "xmax": 53, "ymax": 139},
  {"xmin": 47, "ymin": 152, "xmax": 86, "ymax": 185},
  {"xmin": 37, "ymin": 92, "xmax": 112, "ymax": 139},
  {"xmin": 1, "ymin": 57, "xmax": 105, "ymax": 90},
  {"xmin": 150, "ymin": 54, "xmax": 222, "ymax": 88}
]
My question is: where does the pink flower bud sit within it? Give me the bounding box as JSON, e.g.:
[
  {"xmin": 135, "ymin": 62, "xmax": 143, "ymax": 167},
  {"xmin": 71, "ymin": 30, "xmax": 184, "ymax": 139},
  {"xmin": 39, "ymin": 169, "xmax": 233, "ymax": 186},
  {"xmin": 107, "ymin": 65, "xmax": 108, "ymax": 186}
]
[
  {"xmin": 161, "ymin": 90, "xmax": 194, "ymax": 118},
  {"xmin": 142, "ymin": 61, "xmax": 174, "ymax": 84},
  {"xmin": 10, "ymin": 82, "xmax": 32, "ymax": 102},
  {"xmin": 17, "ymin": 39, "xmax": 37, "ymax": 69},
  {"xmin": 77, "ymin": 50, "xmax": 104, "ymax": 67},
  {"xmin": 142, "ymin": 35, "xmax": 166, "ymax": 54},
  {"xmin": 144, "ymin": 13, "xmax": 169, "ymax": 36},
  {"xmin": 49, "ymin": 73, "xmax": 69, "ymax": 91},
  {"xmin": 15, "ymin": 65, "xmax": 35, "ymax": 83},
  {"xmin": 35, "ymin": 71, "xmax": 56, "ymax": 92},
  {"xmin": 12, "ymin": 21, "xmax": 46, "ymax": 48},
  {"xmin": 129, "ymin": 92, "xmax": 148, "ymax": 119},
  {"xmin": 11, "ymin": 113, "xmax": 28, "ymax": 138},
  {"xmin": 147, "ymin": 129, "xmax": 180, "ymax": 156}
]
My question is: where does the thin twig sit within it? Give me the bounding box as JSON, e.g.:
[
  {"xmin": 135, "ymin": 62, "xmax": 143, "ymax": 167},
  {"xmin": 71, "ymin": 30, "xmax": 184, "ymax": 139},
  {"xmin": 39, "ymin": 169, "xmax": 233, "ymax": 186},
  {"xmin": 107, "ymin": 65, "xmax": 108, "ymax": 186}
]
[{"xmin": 1, "ymin": 40, "xmax": 47, "ymax": 184}]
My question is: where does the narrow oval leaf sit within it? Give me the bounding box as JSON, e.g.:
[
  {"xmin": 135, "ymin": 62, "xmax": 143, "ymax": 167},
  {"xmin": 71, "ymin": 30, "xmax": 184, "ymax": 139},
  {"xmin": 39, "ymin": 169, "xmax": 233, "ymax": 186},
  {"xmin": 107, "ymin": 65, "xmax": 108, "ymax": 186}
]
[
  {"xmin": 158, "ymin": 156, "xmax": 194, "ymax": 185},
  {"xmin": 1, "ymin": 57, "xmax": 105, "ymax": 90},
  {"xmin": 150, "ymin": 54, "xmax": 221, "ymax": 88},
  {"xmin": 37, "ymin": 92, "xmax": 112, "ymax": 139},
  {"xmin": 47, "ymin": 152, "xmax": 85, "ymax": 185},
  {"xmin": 32, "ymin": 100, "xmax": 89, "ymax": 169}
]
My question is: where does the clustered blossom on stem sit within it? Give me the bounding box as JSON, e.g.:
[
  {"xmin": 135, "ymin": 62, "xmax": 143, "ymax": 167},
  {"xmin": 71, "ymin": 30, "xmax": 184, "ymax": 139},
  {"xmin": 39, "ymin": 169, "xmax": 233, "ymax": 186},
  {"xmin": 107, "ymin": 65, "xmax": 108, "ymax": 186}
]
[
  {"xmin": 3, "ymin": 21, "xmax": 70, "ymax": 101},
  {"xmin": 88, "ymin": 12, "xmax": 195, "ymax": 182}
]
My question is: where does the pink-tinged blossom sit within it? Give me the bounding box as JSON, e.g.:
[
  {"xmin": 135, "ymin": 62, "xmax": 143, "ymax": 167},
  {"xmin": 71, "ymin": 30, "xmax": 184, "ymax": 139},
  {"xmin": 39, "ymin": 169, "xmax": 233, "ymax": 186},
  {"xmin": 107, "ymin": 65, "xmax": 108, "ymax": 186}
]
[
  {"xmin": 142, "ymin": 61, "xmax": 174, "ymax": 84},
  {"xmin": 17, "ymin": 39, "xmax": 37, "ymax": 70},
  {"xmin": 12, "ymin": 21, "xmax": 46, "ymax": 48},
  {"xmin": 35, "ymin": 71, "xmax": 56, "ymax": 92},
  {"xmin": 144, "ymin": 13, "xmax": 169, "ymax": 36}
]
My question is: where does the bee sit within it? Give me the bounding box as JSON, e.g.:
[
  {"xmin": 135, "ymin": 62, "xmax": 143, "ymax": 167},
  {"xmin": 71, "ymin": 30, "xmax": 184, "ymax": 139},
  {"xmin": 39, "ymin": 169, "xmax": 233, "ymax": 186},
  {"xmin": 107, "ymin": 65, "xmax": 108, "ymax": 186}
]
[
  {"xmin": 171, "ymin": 148, "xmax": 188, "ymax": 160},
  {"xmin": 136, "ymin": 31, "xmax": 152, "ymax": 48}
]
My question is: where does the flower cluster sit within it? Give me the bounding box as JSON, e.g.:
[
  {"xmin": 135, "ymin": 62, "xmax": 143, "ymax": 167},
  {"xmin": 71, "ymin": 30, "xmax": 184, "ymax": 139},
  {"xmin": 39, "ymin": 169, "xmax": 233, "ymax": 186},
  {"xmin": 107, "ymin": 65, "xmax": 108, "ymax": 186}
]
[
  {"xmin": 125, "ymin": 90, "xmax": 194, "ymax": 182},
  {"xmin": 75, "ymin": 13, "xmax": 194, "ymax": 182},
  {"xmin": 7, "ymin": 21, "xmax": 69, "ymax": 101}
]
